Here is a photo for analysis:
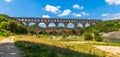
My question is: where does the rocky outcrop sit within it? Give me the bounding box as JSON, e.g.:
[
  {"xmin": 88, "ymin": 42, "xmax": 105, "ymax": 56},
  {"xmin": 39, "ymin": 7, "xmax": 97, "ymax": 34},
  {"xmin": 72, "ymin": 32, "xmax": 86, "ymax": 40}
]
[{"xmin": 102, "ymin": 31, "xmax": 120, "ymax": 39}]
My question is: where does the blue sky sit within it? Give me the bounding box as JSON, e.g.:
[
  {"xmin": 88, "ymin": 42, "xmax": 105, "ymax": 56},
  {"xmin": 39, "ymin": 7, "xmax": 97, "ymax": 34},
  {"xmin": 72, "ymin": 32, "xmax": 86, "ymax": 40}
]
[{"xmin": 0, "ymin": 0, "xmax": 120, "ymax": 20}]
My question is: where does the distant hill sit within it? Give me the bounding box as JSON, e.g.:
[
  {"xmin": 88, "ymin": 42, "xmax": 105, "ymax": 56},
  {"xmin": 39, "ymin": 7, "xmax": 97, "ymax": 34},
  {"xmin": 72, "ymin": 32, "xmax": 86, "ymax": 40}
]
[
  {"xmin": 85, "ymin": 19, "xmax": 120, "ymax": 33},
  {"xmin": 82, "ymin": 19, "xmax": 120, "ymax": 41}
]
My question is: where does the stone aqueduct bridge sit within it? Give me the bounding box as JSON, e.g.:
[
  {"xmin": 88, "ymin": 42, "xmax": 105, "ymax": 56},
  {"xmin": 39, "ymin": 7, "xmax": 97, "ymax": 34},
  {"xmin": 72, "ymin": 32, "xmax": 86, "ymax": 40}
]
[{"xmin": 11, "ymin": 17, "xmax": 102, "ymax": 34}]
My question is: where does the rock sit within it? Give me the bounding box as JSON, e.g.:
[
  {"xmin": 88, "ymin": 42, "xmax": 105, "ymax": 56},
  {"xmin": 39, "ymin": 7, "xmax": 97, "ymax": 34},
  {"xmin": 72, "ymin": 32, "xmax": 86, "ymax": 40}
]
[{"xmin": 102, "ymin": 31, "xmax": 120, "ymax": 39}]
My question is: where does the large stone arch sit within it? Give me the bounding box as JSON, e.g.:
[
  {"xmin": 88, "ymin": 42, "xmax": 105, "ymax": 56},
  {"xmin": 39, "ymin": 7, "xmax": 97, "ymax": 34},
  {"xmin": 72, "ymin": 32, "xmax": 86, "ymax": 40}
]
[
  {"xmin": 38, "ymin": 22, "xmax": 46, "ymax": 28},
  {"xmin": 67, "ymin": 23, "xmax": 74, "ymax": 29},
  {"xmin": 77, "ymin": 23, "xmax": 82, "ymax": 29},
  {"xmin": 58, "ymin": 23, "xmax": 64, "ymax": 28},
  {"xmin": 85, "ymin": 23, "xmax": 90, "ymax": 27},
  {"xmin": 48, "ymin": 22, "xmax": 56, "ymax": 29},
  {"xmin": 29, "ymin": 22, "xmax": 36, "ymax": 27}
]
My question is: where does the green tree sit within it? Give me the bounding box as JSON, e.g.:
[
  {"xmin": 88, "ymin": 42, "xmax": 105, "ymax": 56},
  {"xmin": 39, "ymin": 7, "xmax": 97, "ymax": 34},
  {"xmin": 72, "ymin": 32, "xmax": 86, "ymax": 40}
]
[{"xmin": 83, "ymin": 32, "xmax": 93, "ymax": 40}]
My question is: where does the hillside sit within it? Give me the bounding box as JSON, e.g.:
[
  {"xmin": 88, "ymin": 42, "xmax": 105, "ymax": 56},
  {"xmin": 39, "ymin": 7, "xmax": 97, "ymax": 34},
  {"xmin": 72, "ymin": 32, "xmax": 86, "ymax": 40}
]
[
  {"xmin": 85, "ymin": 19, "xmax": 120, "ymax": 33},
  {"xmin": 82, "ymin": 19, "xmax": 120, "ymax": 42},
  {"xmin": 102, "ymin": 31, "xmax": 120, "ymax": 38},
  {"xmin": 0, "ymin": 14, "xmax": 27, "ymax": 36}
]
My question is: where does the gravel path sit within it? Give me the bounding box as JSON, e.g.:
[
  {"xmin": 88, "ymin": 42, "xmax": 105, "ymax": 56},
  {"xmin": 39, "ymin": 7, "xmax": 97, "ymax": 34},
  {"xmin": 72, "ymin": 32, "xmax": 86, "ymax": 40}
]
[
  {"xmin": 95, "ymin": 46, "xmax": 120, "ymax": 56},
  {"xmin": 0, "ymin": 36, "xmax": 22, "ymax": 57}
]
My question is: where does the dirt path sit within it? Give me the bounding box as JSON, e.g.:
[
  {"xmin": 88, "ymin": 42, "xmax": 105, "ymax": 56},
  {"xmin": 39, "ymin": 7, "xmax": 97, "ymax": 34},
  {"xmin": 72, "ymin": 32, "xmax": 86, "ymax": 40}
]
[
  {"xmin": 95, "ymin": 46, "xmax": 120, "ymax": 56},
  {"xmin": 0, "ymin": 36, "xmax": 22, "ymax": 57}
]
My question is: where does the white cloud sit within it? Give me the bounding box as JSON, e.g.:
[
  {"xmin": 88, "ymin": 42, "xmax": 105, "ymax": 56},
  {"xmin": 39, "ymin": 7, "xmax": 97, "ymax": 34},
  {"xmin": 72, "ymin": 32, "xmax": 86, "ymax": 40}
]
[
  {"xmin": 112, "ymin": 13, "xmax": 120, "ymax": 18},
  {"xmin": 81, "ymin": 12, "xmax": 89, "ymax": 16},
  {"xmin": 73, "ymin": 4, "xmax": 84, "ymax": 9},
  {"xmin": 105, "ymin": 0, "xmax": 120, "ymax": 5},
  {"xmin": 72, "ymin": 13, "xmax": 82, "ymax": 17},
  {"xmin": 102, "ymin": 13, "xmax": 120, "ymax": 20},
  {"xmin": 45, "ymin": 4, "xmax": 61, "ymax": 14},
  {"xmin": 58, "ymin": 9, "xmax": 71, "ymax": 16},
  {"xmin": 101, "ymin": 13, "xmax": 109, "ymax": 17},
  {"xmin": 42, "ymin": 15, "xmax": 50, "ymax": 18},
  {"xmin": 4, "ymin": 0, "xmax": 12, "ymax": 2},
  {"xmin": 72, "ymin": 12, "xmax": 89, "ymax": 17}
]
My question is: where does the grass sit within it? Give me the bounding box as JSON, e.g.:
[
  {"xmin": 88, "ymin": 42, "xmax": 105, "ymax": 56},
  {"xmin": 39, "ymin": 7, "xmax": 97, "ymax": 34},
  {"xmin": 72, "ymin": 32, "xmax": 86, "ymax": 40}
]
[
  {"xmin": 14, "ymin": 35, "xmax": 118, "ymax": 57},
  {"xmin": 0, "ymin": 36, "xmax": 6, "ymax": 40}
]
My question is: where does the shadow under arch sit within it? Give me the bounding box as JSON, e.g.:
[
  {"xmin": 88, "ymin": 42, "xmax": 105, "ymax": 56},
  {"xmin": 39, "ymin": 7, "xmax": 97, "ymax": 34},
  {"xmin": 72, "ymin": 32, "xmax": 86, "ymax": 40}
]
[
  {"xmin": 30, "ymin": 30, "xmax": 36, "ymax": 34},
  {"xmin": 49, "ymin": 30, "xmax": 57, "ymax": 35},
  {"xmin": 39, "ymin": 30, "xmax": 46, "ymax": 34}
]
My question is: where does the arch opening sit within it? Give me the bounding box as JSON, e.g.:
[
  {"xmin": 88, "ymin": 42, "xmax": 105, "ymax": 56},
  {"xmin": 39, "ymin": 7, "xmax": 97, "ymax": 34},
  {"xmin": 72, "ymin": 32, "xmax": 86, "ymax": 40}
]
[
  {"xmin": 21, "ymin": 22, "xmax": 27, "ymax": 26},
  {"xmin": 67, "ymin": 23, "xmax": 74, "ymax": 29},
  {"xmin": 49, "ymin": 23, "xmax": 56, "ymax": 29},
  {"xmin": 29, "ymin": 22, "xmax": 36, "ymax": 28},
  {"xmin": 58, "ymin": 23, "xmax": 64, "ymax": 29},
  {"xmin": 77, "ymin": 23, "xmax": 82, "ymax": 29},
  {"xmin": 38, "ymin": 22, "xmax": 46, "ymax": 28},
  {"xmin": 85, "ymin": 23, "xmax": 90, "ymax": 27}
]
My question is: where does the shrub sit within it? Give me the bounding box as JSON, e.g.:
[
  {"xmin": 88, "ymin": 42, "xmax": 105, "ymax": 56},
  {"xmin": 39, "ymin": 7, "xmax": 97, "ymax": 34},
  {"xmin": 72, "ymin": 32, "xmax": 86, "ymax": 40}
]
[
  {"xmin": 83, "ymin": 32, "xmax": 93, "ymax": 40},
  {"xmin": 94, "ymin": 36, "xmax": 103, "ymax": 42},
  {"xmin": 39, "ymin": 34, "xmax": 47, "ymax": 39},
  {"xmin": 93, "ymin": 30, "xmax": 103, "ymax": 42}
]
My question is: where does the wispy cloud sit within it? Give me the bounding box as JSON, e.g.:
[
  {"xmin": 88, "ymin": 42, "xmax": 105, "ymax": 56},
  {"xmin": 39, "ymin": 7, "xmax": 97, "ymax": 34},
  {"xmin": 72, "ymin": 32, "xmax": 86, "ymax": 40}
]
[
  {"xmin": 45, "ymin": 4, "xmax": 61, "ymax": 14},
  {"xmin": 101, "ymin": 13, "xmax": 109, "ymax": 17},
  {"xmin": 4, "ymin": 0, "xmax": 13, "ymax": 2},
  {"xmin": 101, "ymin": 13, "xmax": 120, "ymax": 20},
  {"xmin": 72, "ymin": 13, "xmax": 82, "ymax": 17},
  {"xmin": 72, "ymin": 12, "xmax": 89, "ymax": 17},
  {"xmin": 58, "ymin": 9, "xmax": 71, "ymax": 16},
  {"xmin": 42, "ymin": 15, "xmax": 50, "ymax": 18},
  {"xmin": 73, "ymin": 4, "xmax": 84, "ymax": 9},
  {"xmin": 105, "ymin": 0, "xmax": 120, "ymax": 5}
]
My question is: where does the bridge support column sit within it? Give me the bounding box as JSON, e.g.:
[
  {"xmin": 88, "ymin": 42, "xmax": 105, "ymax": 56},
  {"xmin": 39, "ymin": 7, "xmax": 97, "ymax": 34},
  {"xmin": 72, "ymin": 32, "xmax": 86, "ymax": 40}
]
[
  {"xmin": 26, "ymin": 22, "xmax": 30, "ymax": 27},
  {"xmin": 46, "ymin": 30, "xmax": 51, "ymax": 35},
  {"xmin": 55, "ymin": 22, "xmax": 59, "ymax": 29},
  {"xmin": 81, "ymin": 22, "xmax": 86, "ymax": 28},
  {"xmin": 73, "ymin": 23, "xmax": 78, "ymax": 29},
  {"xmin": 88, "ymin": 22, "xmax": 93, "ymax": 27},
  {"xmin": 34, "ymin": 29, "xmax": 41, "ymax": 37},
  {"xmin": 35, "ymin": 22, "xmax": 39, "ymax": 28},
  {"xmin": 63, "ymin": 22, "xmax": 68, "ymax": 29},
  {"xmin": 45, "ymin": 22, "xmax": 50, "ymax": 29}
]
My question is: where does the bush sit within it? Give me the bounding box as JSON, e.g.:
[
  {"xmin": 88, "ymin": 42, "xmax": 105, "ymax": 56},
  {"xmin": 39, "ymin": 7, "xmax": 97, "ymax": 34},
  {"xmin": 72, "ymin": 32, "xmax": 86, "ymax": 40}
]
[
  {"xmin": 94, "ymin": 36, "xmax": 103, "ymax": 42},
  {"xmin": 83, "ymin": 32, "xmax": 93, "ymax": 40},
  {"xmin": 0, "ymin": 29, "xmax": 11, "ymax": 37},
  {"xmin": 93, "ymin": 30, "xmax": 103, "ymax": 42},
  {"xmin": 38, "ymin": 34, "xmax": 47, "ymax": 39}
]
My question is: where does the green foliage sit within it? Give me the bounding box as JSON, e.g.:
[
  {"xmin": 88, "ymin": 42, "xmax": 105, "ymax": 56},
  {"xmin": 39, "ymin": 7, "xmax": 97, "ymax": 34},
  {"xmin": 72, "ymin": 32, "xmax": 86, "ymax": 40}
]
[
  {"xmin": 0, "ymin": 29, "xmax": 11, "ymax": 36},
  {"xmin": 0, "ymin": 15, "xmax": 7, "ymax": 23},
  {"xmin": 0, "ymin": 14, "xmax": 28, "ymax": 36},
  {"xmin": 92, "ymin": 29, "xmax": 103, "ymax": 42},
  {"xmin": 85, "ymin": 19, "xmax": 120, "ymax": 33},
  {"xmin": 83, "ymin": 19, "xmax": 120, "ymax": 42},
  {"xmin": 83, "ymin": 32, "xmax": 93, "ymax": 40},
  {"xmin": 38, "ymin": 34, "xmax": 48, "ymax": 39},
  {"xmin": 7, "ymin": 20, "xmax": 27, "ymax": 34},
  {"xmin": 15, "ymin": 40, "xmax": 98, "ymax": 57},
  {"xmin": 15, "ymin": 36, "xmax": 117, "ymax": 57}
]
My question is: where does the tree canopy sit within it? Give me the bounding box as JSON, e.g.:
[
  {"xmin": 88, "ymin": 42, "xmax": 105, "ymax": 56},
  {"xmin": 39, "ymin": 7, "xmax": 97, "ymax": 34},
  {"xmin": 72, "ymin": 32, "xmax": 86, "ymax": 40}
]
[{"xmin": 0, "ymin": 14, "xmax": 28, "ymax": 36}]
